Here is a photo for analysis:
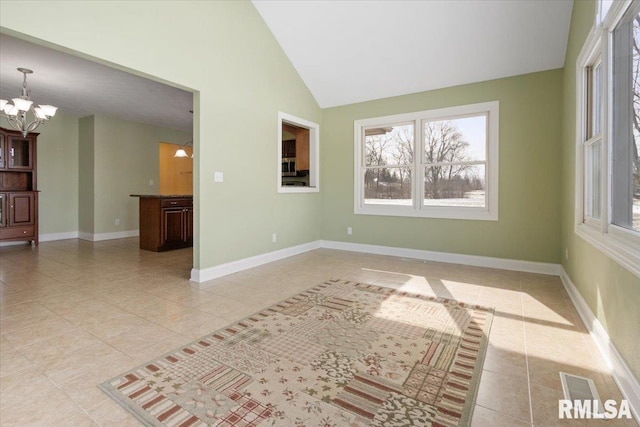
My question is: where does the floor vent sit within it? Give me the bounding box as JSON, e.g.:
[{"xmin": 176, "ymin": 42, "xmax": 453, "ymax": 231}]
[{"xmin": 560, "ymin": 372, "xmax": 601, "ymax": 412}]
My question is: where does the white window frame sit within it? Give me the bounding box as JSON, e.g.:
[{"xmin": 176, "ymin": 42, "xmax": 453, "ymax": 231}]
[
  {"xmin": 581, "ymin": 38, "xmax": 605, "ymax": 229},
  {"xmin": 277, "ymin": 112, "xmax": 320, "ymax": 194},
  {"xmin": 575, "ymin": 0, "xmax": 640, "ymax": 278},
  {"xmin": 354, "ymin": 101, "xmax": 499, "ymax": 221}
]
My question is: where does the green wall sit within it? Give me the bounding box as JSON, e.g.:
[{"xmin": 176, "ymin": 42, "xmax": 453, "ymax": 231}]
[
  {"xmin": 78, "ymin": 116, "xmax": 95, "ymax": 235},
  {"xmin": 91, "ymin": 115, "xmax": 190, "ymax": 235},
  {"xmin": 561, "ymin": 0, "xmax": 640, "ymax": 380},
  {"xmin": 0, "ymin": 0, "xmax": 322, "ymax": 268},
  {"xmin": 321, "ymin": 70, "xmax": 563, "ymax": 263}
]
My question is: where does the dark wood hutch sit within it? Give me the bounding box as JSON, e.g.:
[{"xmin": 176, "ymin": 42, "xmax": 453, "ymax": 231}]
[{"xmin": 0, "ymin": 127, "xmax": 39, "ymax": 245}]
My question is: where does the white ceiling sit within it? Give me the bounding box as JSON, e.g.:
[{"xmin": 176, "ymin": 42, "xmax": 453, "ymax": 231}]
[
  {"xmin": 0, "ymin": 34, "xmax": 194, "ymax": 132},
  {"xmin": 252, "ymin": 0, "xmax": 574, "ymax": 108},
  {"xmin": 1, "ymin": 1, "xmax": 573, "ymax": 129}
]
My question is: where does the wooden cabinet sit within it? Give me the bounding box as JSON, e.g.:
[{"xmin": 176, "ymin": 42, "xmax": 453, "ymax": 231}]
[
  {"xmin": 282, "ymin": 139, "xmax": 296, "ymax": 158},
  {"xmin": 0, "ymin": 136, "xmax": 4, "ymax": 169},
  {"xmin": 0, "ymin": 128, "xmax": 39, "ymax": 245},
  {"xmin": 131, "ymin": 195, "xmax": 193, "ymax": 252},
  {"xmin": 295, "ymin": 128, "xmax": 310, "ymax": 171},
  {"xmin": 282, "ymin": 124, "xmax": 310, "ymax": 172},
  {"xmin": 184, "ymin": 206, "xmax": 193, "ymax": 243},
  {"xmin": 0, "ymin": 193, "xmax": 6, "ymax": 228}
]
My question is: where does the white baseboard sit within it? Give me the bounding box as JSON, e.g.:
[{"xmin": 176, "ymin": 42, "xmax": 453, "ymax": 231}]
[
  {"xmin": 0, "ymin": 231, "xmax": 79, "ymax": 246},
  {"xmin": 190, "ymin": 239, "xmax": 560, "ymax": 285},
  {"xmin": 560, "ymin": 267, "xmax": 640, "ymax": 423},
  {"xmin": 0, "ymin": 240, "xmax": 30, "ymax": 247},
  {"xmin": 78, "ymin": 230, "xmax": 139, "ymax": 242},
  {"xmin": 320, "ymin": 240, "xmax": 562, "ymax": 275},
  {"xmin": 39, "ymin": 231, "xmax": 79, "ymax": 242},
  {"xmin": 0, "ymin": 231, "xmax": 132, "ymax": 245},
  {"xmin": 190, "ymin": 241, "xmax": 322, "ymax": 287}
]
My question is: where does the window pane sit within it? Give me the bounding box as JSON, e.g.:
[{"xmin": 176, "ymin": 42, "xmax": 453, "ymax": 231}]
[
  {"xmin": 364, "ymin": 124, "xmax": 414, "ymax": 166},
  {"xmin": 424, "ymin": 115, "xmax": 486, "ymax": 164},
  {"xmin": 585, "ymin": 140, "xmax": 602, "ymax": 220},
  {"xmin": 364, "ymin": 167, "xmax": 412, "ymax": 206},
  {"xmin": 635, "ymin": 147, "xmax": 640, "ymax": 232},
  {"xmin": 592, "ymin": 63, "xmax": 602, "ymax": 137},
  {"xmin": 611, "ymin": 5, "xmax": 640, "ymax": 232},
  {"xmin": 635, "ymin": 10, "xmax": 640, "ymax": 232},
  {"xmin": 424, "ymin": 164, "xmax": 485, "ymax": 207},
  {"xmin": 599, "ymin": 0, "xmax": 613, "ymax": 24}
]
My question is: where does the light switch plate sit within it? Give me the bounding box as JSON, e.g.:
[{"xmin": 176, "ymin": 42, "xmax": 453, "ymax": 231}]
[{"xmin": 214, "ymin": 172, "xmax": 223, "ymax": 182}]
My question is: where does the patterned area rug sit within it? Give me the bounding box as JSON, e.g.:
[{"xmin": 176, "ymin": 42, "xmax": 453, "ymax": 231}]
[{"xmin": 99, "ymin": 279, "xmax": 493, "ymax": 426}]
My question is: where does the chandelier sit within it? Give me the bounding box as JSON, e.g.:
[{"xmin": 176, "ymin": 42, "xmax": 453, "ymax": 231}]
[{"xmin": 1, "ymin": 68, "xmax": 57, "ymax": 137}]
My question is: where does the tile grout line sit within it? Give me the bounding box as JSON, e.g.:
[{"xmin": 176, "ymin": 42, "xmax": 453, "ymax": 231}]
[
  {"xmin": 474, "ymin": 403, "xmax": 534, "ymax": 426},
  {"xmin": 520, "ymin": 289, "xmax": 535, "ymax": 426}
]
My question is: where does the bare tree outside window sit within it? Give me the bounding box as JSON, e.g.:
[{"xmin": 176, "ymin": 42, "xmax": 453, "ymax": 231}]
[
  {"xmin": 423, "ymin": 116, "xmax": 487, "ymax": 208},
  {"xmin": 363, "ymin": 124, "xmax": 414, "ymax": 205},
  {"xmin": 632, "ymin": 13, "xmax": 640, "ymax": 230},
  {"xmin": 612, "ymin": 7, "xmax": 640, "ymax": 232}
]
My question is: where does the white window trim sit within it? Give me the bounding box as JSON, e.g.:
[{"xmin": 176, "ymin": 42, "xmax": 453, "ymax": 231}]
[
  {"xmin": 354, "ymin": 101, "xmax": 499, "ymax": 221},
  {"xmin": 577, "ymin": 27, "xmax": 605, "ymax": 233},
  {"xmin": 574, "ymin": 0, "xmax": 640, "ymax": 278},
  {"xmin": 277, "ymin": 112, "xmax": 320, "ymax": 194}
]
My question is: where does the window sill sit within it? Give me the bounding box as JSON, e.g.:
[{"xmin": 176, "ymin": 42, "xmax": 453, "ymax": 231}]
[
  {"xmin": 575, "ymin": 223, "xmax": 640, "ymax": 278},
  {"xmin": 278, "ymin": 186, "xmax": 319, "ymax": 194},
  {"xmin": 355, "ymin": 205, "xmax": 498, "ymax": 221}
]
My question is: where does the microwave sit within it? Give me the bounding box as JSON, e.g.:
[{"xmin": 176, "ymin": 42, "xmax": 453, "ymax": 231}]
[{"xmin": 282, "ymin": 158, "xmax": 296, "ymax": 176}]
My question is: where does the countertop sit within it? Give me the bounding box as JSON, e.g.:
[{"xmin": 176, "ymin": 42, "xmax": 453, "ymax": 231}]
[{"xmin": 130, "ymin": 194, "xmax": 193, "ymax": 198}]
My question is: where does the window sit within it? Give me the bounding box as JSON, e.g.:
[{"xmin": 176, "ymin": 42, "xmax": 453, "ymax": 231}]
[
  {"xmin": 277, "ymin": 112, "xmax": 319, "ymax": 193},
  {"xmin": 585, "ymin": 60, "xmax": 603, "ymax": 221},
  {"xmin": 354, "ymin": 101, "xmax": 499, "ymax": 220},
  {"xmin": 575, "ymin": 0, "xmax": 640, "ymax": 277},
  {"xmin": 362, "ymin": 123, "xmax": 415, "ymax": 207},
  {"xmin": 611, "ymin": 3, "xmax": 640, "ymax": 234}
]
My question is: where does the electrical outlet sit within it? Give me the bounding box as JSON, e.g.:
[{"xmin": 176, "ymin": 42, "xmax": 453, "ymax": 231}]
[
  {"xmin": 149, "ymin": 179, "xmax": 154, "ymax": 186},
  {"xmin": 115, "ymin": 218, "xmax": 120, "ymax": 226},
  {"xmin": 565, "ymin": 248, "xmax": 569, "ymax": 260},
  {"xmin": 272, "ymin": 233, "xmax": 277, "ymax": 243},
  {"xmin": 214, "ymin": 172, "xmax": 224, "ymax": 182},
  {"xmin": 347, "ymin": 227, "xmax": 352, "ymax": 235}
]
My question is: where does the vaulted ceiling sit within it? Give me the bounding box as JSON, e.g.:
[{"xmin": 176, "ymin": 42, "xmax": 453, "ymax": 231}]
[
  {"xmin": 0, "ymin": 1, "xmax": 573, "ymax": 128},
  {"xmin": 252, "ymin": 0, "xmax": 573, "ymax": 108}
]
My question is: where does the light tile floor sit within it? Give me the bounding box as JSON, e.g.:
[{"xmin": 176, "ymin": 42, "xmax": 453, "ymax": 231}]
[{"xmin": 0, "ymin": 238, "xmax": 637, "ymax": 426}]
